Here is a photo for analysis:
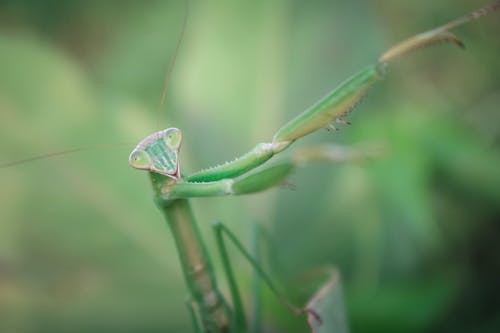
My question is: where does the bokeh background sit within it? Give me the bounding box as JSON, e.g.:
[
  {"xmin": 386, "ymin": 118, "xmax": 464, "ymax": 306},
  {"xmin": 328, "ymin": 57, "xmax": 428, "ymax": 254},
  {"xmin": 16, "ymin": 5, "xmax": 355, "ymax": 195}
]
[{"xmin": 1, "ymin": 0, "xmax": 499, "ymax": 332}]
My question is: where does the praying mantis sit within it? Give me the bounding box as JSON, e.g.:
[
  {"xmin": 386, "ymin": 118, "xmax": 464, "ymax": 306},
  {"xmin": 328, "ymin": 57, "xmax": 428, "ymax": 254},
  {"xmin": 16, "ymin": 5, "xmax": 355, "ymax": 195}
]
[{"xmin": 1, "ymin": 1, "xmax": 500, "ymax": 333}]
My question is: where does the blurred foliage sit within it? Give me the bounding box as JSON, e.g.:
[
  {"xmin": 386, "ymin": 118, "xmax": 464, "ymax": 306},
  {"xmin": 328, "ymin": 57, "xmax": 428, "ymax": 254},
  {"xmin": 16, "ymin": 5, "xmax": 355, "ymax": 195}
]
[{"xmin": 0, "ymin": 0, "xmax": 499, "ymax": 332}]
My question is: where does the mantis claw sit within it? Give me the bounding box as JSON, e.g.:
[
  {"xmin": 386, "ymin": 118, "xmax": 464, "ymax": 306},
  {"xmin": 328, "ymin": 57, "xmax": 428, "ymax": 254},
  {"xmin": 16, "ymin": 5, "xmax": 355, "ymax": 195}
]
[
  {"xmin": 336, "ymin": 119, "xmax": 351, "ymax": 126},
  {"xmin": 304, "ymin": 307, "xmax": 323, "ymax": 325},
  {"xmin": 326, "ymin": 123, "xmax": 338, "ymax": 131},
  {"xmin": 279, "ymin": 180, "xmax": 296, "ymax": 191},
  {"xmin": 379, "ymin": 30, "xmax": 465, "ymax": 64}
]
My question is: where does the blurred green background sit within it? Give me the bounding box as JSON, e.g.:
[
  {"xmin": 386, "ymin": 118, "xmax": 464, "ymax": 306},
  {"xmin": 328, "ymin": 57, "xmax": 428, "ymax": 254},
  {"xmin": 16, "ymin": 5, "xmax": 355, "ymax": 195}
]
[{"xmin": 1, "ymin": 0, "xmax": 499, "ymax": 332}]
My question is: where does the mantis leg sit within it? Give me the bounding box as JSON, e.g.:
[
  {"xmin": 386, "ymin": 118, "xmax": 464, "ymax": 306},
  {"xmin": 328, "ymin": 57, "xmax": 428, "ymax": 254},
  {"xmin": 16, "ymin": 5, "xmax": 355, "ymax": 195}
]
[
  {"xmin": 184, "ymin": 66, "xmax": 380, "ymax": 184},
  {"xmin": 151, "ymin": 161, "xmax": 295, "ymax": 201},
  {"xmin": 164, "ymin": 3, "xmax": 500, "ymax": 189},
  {"xmin": 250, "ymin": 223, "xmax": 263, "ymax": 333},
  {"xmin": 212, "ymin": 222, "xmax": 313, "ymax": 321},
  {"xmin": 213, "ymin": 222, "xmax": 248, "ymax": 333},
  {"xmin": 211, "ymin": 223, "xmax": 271, "ymax": 333},
  {"xmin": 151, "ymin": 144, "xmax": 375, "ymax": 201}
]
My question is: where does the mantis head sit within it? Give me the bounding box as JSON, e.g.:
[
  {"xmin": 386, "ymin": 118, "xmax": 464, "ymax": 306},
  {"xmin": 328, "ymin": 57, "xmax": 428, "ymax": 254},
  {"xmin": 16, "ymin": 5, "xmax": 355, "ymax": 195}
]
[{"xmin": 129, "ymin": 128, "xmax": 183, "ymax": 179}]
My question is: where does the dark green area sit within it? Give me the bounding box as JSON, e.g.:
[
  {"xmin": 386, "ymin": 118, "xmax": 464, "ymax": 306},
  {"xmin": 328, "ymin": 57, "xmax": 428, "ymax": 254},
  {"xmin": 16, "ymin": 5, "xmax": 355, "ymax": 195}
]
[{"xmin": 1, "ymin": 0, "xmax": 499, "ymax": 332}]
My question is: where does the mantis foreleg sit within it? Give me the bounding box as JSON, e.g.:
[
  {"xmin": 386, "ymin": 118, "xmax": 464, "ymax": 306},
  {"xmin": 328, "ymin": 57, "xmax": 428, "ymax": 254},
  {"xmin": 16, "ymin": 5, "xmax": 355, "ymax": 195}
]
[
  {"xmin": 184, "ymin": 66, "xmax": 380, "ymax": 184},
  {"xmin": 142, "ymin": 2, "xmax": 500, "ymax": 190},
  {"xmin": 152, "ymin": 144, "xmax": 373, "ymax": 201}
]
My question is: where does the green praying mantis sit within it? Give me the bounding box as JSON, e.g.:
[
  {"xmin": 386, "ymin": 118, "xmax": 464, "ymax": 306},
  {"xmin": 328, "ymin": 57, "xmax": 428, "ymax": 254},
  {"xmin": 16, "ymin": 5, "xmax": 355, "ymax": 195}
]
[
  {"xmin": 1, "ymin": 1, "xmax": 499, "ymax": 333},
  {"xmin": 125, "ymin": 2, "xmax": 500, "ymax": 332}
]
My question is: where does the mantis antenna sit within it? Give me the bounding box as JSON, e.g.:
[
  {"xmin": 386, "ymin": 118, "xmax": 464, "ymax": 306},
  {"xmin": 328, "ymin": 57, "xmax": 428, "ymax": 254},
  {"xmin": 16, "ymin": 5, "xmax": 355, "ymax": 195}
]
[
  {"xmin": 1, "ymin": 1, "xmax": 190, "ymax": 169},
  {"xmin": 0, "ymin": 143, "xmax": 132, "ymax": 168},
  {"xmin": 156, "ymin": 0, "xmax": 189, "ymax": 131}
]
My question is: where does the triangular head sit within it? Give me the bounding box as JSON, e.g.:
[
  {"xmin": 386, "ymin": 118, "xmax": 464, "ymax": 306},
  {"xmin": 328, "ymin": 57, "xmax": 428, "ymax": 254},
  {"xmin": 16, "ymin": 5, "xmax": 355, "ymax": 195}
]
[{"xmin": 129, "ymin": 128, "xmax": 182, "ymax": 179}]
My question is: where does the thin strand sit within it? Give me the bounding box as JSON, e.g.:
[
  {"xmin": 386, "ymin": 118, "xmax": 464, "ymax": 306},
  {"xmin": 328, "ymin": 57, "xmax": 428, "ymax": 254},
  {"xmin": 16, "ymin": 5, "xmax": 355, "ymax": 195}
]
[
  {"xmin": 156, "ymin": 0, "xmax": 189, "ymax": 130},
  {"xmin": 0, "ymin": 143, "xmax": 131, "ymax": 168}
]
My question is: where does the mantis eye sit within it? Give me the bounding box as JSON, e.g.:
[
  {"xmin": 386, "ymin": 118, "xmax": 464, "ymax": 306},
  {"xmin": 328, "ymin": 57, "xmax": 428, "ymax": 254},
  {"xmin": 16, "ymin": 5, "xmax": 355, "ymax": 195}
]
[
  {"xmin": 164, "ymin": 128, "xmax": 182, "ymax": 150},
  {"xmin": 129, "ymin": 150, "xmax": 152, "ymax": 170}
]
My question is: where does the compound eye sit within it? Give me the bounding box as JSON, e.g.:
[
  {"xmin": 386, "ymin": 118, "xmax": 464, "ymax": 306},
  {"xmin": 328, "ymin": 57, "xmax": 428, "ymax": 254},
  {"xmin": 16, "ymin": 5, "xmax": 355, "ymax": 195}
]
[
  {"xmin": 164, "ymin": 128, "xmax": 182, "ymax": 150},
  {"xmin": 128, "ymin": 150, "xmax": 152, "ymax": 170}
]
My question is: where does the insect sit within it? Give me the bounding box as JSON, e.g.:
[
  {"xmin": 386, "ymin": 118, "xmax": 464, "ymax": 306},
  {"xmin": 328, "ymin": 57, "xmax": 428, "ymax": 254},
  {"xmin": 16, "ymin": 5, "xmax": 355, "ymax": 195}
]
[{"xmin": 1, "ymin": 1, "xmax": 499, "ymax": 333}]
